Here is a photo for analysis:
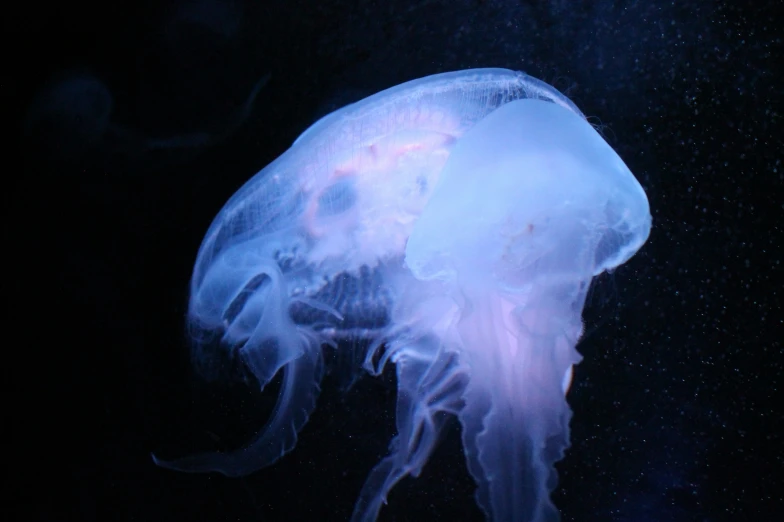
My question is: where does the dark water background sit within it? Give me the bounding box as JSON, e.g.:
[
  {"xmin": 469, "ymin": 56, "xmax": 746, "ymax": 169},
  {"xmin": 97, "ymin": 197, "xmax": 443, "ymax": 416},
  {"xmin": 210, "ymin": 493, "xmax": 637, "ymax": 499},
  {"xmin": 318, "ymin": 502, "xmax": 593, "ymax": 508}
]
[{"xmin": 9, "ymin": 1, "xmax": 780, "ymax": 520}]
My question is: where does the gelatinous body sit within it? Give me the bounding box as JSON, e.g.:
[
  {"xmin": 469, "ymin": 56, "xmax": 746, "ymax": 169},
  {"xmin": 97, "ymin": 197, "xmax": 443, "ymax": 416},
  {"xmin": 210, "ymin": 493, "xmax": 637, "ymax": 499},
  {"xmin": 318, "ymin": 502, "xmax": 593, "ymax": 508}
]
[{"xmin": 153, "ymin": 68, "xmax": 651, "ymax": 522}]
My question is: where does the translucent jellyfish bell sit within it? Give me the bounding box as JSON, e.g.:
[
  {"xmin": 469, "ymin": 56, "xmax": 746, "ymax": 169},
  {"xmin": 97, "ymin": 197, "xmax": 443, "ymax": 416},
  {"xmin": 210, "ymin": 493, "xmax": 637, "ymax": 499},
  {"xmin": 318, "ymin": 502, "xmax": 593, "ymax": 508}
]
[{"xmin": 153, "ymin": 68, "xmax": 651, "ymax": 522}]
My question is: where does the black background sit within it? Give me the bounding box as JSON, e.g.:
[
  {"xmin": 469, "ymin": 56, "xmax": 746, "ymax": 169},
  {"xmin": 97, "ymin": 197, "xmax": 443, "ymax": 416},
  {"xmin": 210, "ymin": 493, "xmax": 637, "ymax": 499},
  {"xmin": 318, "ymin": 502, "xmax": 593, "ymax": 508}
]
[{"xmin": 9, "ymin": 1, "xmax": 780, "ymax": 521}]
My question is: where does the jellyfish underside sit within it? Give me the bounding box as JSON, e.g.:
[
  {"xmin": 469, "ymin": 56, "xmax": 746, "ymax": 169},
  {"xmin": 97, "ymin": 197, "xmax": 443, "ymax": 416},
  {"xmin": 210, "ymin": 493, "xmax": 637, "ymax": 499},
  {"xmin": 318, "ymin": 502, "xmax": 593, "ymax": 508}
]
[{"xmin": 153, "ymin": 69, "xmax": 651, "ymax": 522}]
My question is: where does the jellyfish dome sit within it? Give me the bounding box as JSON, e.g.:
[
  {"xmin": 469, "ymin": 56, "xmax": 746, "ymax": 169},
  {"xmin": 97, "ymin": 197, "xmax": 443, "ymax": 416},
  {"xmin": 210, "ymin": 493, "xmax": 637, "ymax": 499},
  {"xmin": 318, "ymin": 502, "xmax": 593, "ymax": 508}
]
[{"xmin": 153, "ymin": 68, "xmax": 651, "ymax": 522}]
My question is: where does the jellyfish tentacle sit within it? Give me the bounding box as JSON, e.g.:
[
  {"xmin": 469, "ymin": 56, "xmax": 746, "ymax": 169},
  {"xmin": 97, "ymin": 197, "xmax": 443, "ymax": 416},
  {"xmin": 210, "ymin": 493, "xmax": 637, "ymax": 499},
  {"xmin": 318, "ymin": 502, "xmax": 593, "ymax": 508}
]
[
  {"xmin": 351, "ymin": 338, "xmax": 467, "ymax": 522},
  {"xmin": 153, "ymin": 345, "xmax": 323, "ymax": 477}
]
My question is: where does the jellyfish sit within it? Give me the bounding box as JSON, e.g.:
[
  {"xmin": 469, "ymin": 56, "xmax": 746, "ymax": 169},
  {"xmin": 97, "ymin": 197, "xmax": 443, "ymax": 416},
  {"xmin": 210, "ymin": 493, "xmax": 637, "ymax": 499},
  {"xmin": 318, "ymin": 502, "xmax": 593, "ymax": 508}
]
[{"xmin": 153, "ymin": 68, "xmax": 651, "ymax": 522}]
